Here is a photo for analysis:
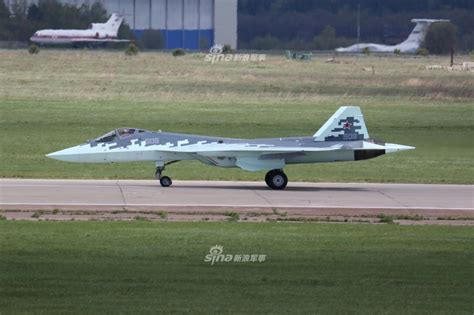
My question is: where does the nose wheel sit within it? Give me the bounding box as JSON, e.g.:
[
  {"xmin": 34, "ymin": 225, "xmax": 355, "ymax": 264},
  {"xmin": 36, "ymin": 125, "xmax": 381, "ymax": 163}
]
[
  {"xmin": 265, "ymin": 169, "xmax": 288, "ymax": 190},
  {"xmin": 155, "ymin": 167, "xmax": 172, "ymax": 187},
  {"xmin": 155, "ymin": 161, "xmax": 178, "ymax": 187},
  {"xmin": 159, "ymin": 175, "xmax": 172, "ymax": 187}
]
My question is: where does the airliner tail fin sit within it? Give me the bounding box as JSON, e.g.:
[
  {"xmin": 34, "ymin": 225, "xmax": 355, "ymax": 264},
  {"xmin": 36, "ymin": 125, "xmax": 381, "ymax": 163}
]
[
  {"xmin": 399, "ymin": 19, "xmax": 450, "ymax": 48},
  {"xmin": 91, "ymin": 13, "xmax": 124, "ymax": 36}
]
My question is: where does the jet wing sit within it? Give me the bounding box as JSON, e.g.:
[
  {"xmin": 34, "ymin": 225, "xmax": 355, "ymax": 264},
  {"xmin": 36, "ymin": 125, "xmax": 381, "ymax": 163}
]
[
  {"xmin": 164, "ymin": 143, "xmax": 343, "ymax": 155},
  {"xmin": 164, "ymin": 143, "xmax": 343, "ymax": 171}
]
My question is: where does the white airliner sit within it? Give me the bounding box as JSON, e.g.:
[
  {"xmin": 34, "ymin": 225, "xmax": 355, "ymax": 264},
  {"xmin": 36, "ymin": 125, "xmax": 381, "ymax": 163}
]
[
  {"xmin": 30, "ymin": 13, "xmax": 129, "ymax": 45},
  {"xmin": 336, "ymin": 19, "xmax": 449, "ymax": 53}
]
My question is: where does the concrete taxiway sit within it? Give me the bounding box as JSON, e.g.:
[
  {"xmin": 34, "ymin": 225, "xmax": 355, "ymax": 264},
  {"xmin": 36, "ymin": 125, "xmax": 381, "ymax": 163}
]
[{"xmin": 0, "ymin": 179, "xmax": 472, "ymax": 217}]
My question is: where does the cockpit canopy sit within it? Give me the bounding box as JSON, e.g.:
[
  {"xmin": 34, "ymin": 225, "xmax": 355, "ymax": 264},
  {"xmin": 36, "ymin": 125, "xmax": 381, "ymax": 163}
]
[{"xmin": 94, "ymin": 128, "xmax": 147, "ymax": 143}]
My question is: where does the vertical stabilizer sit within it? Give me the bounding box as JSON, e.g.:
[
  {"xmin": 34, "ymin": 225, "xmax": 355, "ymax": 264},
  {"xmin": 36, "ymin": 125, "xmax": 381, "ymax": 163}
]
[
  {"xmin": 313, "ymin": 106, "xmax": 369, "ymax": 141},
  {"xmin": 105, "ymin": 13, "xmax": 124, "ymax": 35},
  {"xmin": 398, "ymin": 19, "xmax": 450, "ymax": 51},
  {"xmin": 91, "ymin": 13, "xmax": 124, "ymax": 37}
]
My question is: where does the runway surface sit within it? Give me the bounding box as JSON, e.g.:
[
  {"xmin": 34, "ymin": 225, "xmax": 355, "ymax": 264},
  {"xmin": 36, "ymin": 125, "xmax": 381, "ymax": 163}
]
[{"xmin": 1, "ymin": 179, "xmax": 472, "ymax": 217}]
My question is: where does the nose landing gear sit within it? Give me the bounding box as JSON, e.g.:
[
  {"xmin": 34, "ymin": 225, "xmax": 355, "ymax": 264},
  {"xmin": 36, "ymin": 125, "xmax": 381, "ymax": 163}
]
[
  {"xmin": 265, "ymin": 169, "xmax": 288, "ymax": 190},
  {"xmin": 155, "ymin": 161, "xmax": 179, "ymax": 187}
]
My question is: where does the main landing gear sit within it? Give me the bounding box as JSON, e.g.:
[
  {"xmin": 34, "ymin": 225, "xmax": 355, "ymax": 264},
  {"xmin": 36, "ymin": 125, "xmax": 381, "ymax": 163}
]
[
  {"xmin": 155, "ymin": 163, "xmax": 288, "ymax": 190},
  {"xmin": 155, "ymin": 161, "xmax": 179, "ymax": 187},
  {"xmin": 265, "ymin": 169, "xmax": 288, "ymax": 190}
]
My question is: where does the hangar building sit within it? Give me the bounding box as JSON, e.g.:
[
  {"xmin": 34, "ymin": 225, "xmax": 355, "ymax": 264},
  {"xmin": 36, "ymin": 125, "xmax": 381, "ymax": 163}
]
[{"xmin": 3, "ymin": 0, "xmax": 237, "ymax": 49}]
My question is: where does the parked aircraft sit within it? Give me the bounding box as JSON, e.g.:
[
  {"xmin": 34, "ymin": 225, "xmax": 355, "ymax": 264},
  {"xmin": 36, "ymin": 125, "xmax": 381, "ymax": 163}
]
[
  {"xmin": 47, "ymin": 106, "xmax": 414, "ymax": 190},
  {"xmin": 30, "ymin": 13, "xmax": 129, "ymax": 45},
  {"xmin": 336, "ymin": 19, "xmax": 449, "ymax": 53}
]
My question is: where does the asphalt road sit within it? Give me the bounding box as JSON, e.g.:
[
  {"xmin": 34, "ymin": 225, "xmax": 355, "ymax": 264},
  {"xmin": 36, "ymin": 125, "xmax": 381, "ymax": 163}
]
[{"xmin": 0, "ymin": 179, "xmax": 472, "ymax": 216}]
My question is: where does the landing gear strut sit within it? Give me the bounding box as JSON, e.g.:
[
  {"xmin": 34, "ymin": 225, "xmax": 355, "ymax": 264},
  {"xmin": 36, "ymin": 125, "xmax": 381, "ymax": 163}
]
[
  {"xmin": 265, "ymin": 169, "xmax": 288, "ymax": 190},
  {"xmin": 155, "ymin": 161, "xmax": 179, "ymax": 187}
]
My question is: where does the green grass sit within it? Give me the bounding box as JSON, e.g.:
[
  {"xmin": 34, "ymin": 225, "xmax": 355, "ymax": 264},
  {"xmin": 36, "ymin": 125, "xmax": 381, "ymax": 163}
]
[
  {"xmin": 0, "ymin": 50, "xmax": 473, "ymax": 183},
  {"xmin": 0, "ymin": 221, "xmax": 472, "ymax": 313}
]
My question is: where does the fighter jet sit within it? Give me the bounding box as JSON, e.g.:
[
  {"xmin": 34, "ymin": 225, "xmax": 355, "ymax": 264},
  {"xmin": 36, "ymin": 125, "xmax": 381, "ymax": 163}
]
[
  {"xmin": 336, "ymin": 19, "xmax": 449, "ymax": 54},
  {"xmin": 47, "ymin": 106, "xmax": 414, "ymax": 190},
  {"xmin": 30, "ymin": 13, "xmax": 129, "ymax": 45}
]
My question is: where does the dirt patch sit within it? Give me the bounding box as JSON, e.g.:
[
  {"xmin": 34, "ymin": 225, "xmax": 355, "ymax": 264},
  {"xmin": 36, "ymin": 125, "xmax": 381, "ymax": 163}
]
[
  {"xmin": 405, "ymin": 78, "xmax": 428, "ymax": 87},
  {"xmin": 2, "ymin": 209, "xmax": 472, "ymax": 226}
]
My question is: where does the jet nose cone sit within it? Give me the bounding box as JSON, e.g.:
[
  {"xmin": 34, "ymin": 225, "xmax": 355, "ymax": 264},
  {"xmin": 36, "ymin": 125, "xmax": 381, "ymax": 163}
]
[
  {"xmin": 385, "ymin": 143, "xmax": 416, "ymax": 153},
  {"xmin": 46, "ymin": 149, "xmax": 69, "ymax": 161},
  {"xmin": 46, "ymin": 146, "xmax": 83, "ymax": 162}
]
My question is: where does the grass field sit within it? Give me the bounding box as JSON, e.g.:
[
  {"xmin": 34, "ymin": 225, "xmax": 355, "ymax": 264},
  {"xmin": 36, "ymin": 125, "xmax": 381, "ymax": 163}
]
[
  {"xmin": 0, "ymin": 221, "xmax": 472, "ymax": 313},
  {"xmin": 0, "ymin": 50, "xmax": 473, "ymax": 183}
]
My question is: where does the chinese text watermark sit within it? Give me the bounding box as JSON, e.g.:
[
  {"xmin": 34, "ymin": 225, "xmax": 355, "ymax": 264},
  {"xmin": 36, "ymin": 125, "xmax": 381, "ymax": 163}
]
[
  {"xmin": 204, "ymin": 245, "xmax": 267, "ymax": 266},
  {"xmin": 204, "ymin": 44, "xmax": 266, "ymax": 64}
]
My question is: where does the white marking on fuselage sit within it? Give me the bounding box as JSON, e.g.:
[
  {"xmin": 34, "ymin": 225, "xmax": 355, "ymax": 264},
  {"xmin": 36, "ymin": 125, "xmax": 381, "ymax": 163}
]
[{"xmin": 177, "ymin": 139, "xmax": 190, "ymax": 147}]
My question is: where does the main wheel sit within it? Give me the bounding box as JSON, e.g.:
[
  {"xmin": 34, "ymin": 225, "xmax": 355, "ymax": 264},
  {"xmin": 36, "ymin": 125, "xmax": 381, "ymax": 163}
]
[
  {"xmin": 160, "ymin": 176, "xmax": 172, "ymax": 187},
  {"xmin": 265, "ymin": 170, "xmax": 288, "ymax": 190},
  {"xmin": 265, "ymin": 170, "xmax": 275, "ymax": 187}
]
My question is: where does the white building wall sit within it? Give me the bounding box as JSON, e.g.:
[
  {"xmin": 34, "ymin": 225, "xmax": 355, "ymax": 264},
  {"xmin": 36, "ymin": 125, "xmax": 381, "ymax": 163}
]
[
  {"xmin": 134, "ymin": 0, "xmax": 150, "ymax": 29},
  {"xmin": 214, "ymin": 0, "xmax": 237, "ymax": 49},
  {"xmin": 151, "ymin": 0, "xmax": 166, "ymax": 29},
  {"xmin": 199, "ymin": 0, "xmax": 213, "ymax": 29},
  {"xmin": 183, "ymin": 0, "xmax": 198, "ymax": 29},
  {"xmin": 166, "ymin": 0, "xmax": 182, "ymax": 30}
]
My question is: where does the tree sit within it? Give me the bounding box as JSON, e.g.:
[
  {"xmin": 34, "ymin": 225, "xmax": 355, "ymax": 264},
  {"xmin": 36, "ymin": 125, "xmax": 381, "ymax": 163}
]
[
  {"xmin": 313, "ymin": 25, "xmax": 336, "ymax": 50},
  {"xmin": 10, "ymin": 0, "xmax": 28, "ymax": 18},
  {"xmin": 424, "ymin": 22, "xmax": 458, "ymax": 54},
  {"xmin": 0, "ymin": 0, "xmax": 10, "ymax": 19},
  {"xmin": 250, "ymin": 35, "xmax": 281, "ymax": 50},
  {"xmin": 118, "ymin": 23, "xmax": 135, "ymax": 41}
]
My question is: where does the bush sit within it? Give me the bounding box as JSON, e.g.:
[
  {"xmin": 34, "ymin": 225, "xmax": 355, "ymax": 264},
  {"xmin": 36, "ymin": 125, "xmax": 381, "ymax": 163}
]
[
  {"xmin": 362, "ymin": 47, "xmax": 371, "ymax": 55},
  {"xmin": 470, "ymin": 51, "xmax": 474, "ymax": 60},
  {"xmin": 377, "ymin": 214, "xmax": 394, "ymax": 224},
  {"xmin": 222, "ymin": 44, "xmax": 233, "ymax": 54},
  {"xmin": 225, "ymin": 211, "xmax": 240, "ymax": 222},
  {"xmin": 416, "ymin": 47, "xmax": 429, "ymax": 56},
  {"xmin": 425, "ymin": 22, "xmax": 458, "ymax": 54},
  {"xmin": 394, "ymin": 48, "xmax": 401, "ymax": 55},
  {"xmin": 125, "ymin": 43, "xmax": 139, "ymax": 56},
  {"xmin": 172, "ymin": 48, "xmax": 185, "ymax": 57},
  {"xmin": 28, "ymin": 44, "xmax": 39, "ymax": 54}
]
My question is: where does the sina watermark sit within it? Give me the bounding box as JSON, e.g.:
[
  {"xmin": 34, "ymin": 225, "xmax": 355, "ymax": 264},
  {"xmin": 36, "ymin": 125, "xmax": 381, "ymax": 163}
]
[
  {"xmin": 204, "ymin": 44, "xmax": 266, "ymax": 64},
  {"xmin": 204, "ymin": 245, "xmax": 267, "ymax": 266}
]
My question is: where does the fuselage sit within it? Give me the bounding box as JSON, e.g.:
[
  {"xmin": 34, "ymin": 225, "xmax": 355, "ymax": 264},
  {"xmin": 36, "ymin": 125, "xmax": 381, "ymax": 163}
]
[
  {"xmin": 336, "ymin": 42, "xmax": 419, "ymax": 54},
  {"xmin": 30, "ymin": 29, "xmax": 116, "ymax": 44},
  {"xmin": 46, "ymin": 128, "xmax": 410, "ymax": 168}
]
